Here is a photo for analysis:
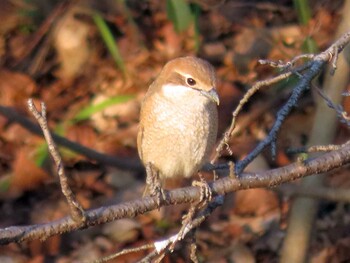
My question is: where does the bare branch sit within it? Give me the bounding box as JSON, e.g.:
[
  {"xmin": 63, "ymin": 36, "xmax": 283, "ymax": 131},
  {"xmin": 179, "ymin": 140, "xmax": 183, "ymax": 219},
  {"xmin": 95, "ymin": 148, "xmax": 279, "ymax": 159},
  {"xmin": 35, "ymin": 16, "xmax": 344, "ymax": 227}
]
[
  {"xmin": 213, "ymin": 50, "xmax": 317, "ymax": 163},
  {"xmin": 288, "ymin": 141, "xmax": 350, "ymax": 155},
  {"xmin": 1, "ymin": 141, "xmax": 350, "ymax": 245},
  {"xmin": 0, "ymin": 105, "xmax": 142, "ymax": 171},
  {"xmin": 27, "ymin": 99, "xmax": 86, "ymax": 223},
  {"xmin": 258, "ymin": 53, "xmax": 314, "ymax": 70},
  {"xmin": 2, "ymin": 28, "xmax": 350, "ymax": 263},
  {"xmin": 137, "ymin": 196, "xmax": 224, "ymax": 262},
  {"xmin": 313, "ymin": 84, "xmax": 350, "ymax": 127},
  {"xmin": 236, "ymin": 31, "xmax": 350, "ymax": 173},
  {"xmin": 213, "ymin": 70, "xmax": 294, "ymax": 162},
  {"xmin": 91, "ymin": 243, "xmax": 154, "ymax": 263}
]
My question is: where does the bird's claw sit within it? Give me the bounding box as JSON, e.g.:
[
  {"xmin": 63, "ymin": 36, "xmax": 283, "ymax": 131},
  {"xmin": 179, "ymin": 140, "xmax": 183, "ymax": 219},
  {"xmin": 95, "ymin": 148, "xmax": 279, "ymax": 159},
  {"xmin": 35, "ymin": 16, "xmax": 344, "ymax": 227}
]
[
  {"xmin": 150, "ymin": 185, "xmax": 166, "ymax": 207},
  {"xmin": 145, "ymin": 162, "xmax": 165, "ymax": 207},
  {"xmin": 192, "ymin": 175, "xmax": 212, "ymax": 208}
]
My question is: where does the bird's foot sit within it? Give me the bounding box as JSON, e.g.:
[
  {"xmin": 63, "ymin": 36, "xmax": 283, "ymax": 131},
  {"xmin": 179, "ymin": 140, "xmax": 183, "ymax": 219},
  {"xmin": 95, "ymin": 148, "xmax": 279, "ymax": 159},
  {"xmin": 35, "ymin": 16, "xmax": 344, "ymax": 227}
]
[
  {"xmin": 192, "ymin": 173, "xmax": 212, "ymax": 208},
  {"xmin": 151, "ymin": 186, "xmax": 166, "ymax": 207},
  {"xmin": 144, "ymin": 162, "xmax": 165, "ymax": 207}
]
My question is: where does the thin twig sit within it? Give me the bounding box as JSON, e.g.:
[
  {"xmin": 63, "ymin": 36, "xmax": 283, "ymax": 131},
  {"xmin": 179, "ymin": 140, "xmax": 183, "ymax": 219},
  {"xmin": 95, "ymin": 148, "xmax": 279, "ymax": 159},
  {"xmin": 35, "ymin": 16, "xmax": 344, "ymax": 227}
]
[
  {"xmin": 0, "ymin": 105, "xmax": 142, "ymax": 171},
  {"xmin": 138, "ymin": 196, "xmax": 224, "ymax": 262},
  {"xmin": 258, "ymin": 53, "xmax": 314, "ymax": 71},
  {"xmin": 288, "ymin": 140, "xmax": 350, "ymax": 154},
  {"xmin": 213, "ymin": 59, "xmax": 315, "ymax": 163},
  {"xmin": 27, "ymin": 99, "xmax": 86, "ymax": 223},
  {"xmin": 236, "ymin": 61, "xmax": 323, "ymax": 173},
  {"xmin": 212, "ymin": 70, "xmax": 294, "ymax": 162},
  {"xmin": 236, "ymin": 31, "xmax": 350, "ymax": 173},
  {"xmin": 313, "ymin": 84, "xmax": 350, "ymax": 127},
  {"xmin": 90, "ymin": 243, "xmax": 154, "ymax": 263},
  {"xmin": 2, "ymin": 29, "xmax": 350, "ymax": 263}
]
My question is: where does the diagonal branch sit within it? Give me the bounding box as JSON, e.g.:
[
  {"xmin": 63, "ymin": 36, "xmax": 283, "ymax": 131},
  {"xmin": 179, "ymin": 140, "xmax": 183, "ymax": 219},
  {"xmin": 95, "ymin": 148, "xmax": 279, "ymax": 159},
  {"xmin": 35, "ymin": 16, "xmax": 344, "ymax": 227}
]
[{"xmin": 236, "ymin": 31, "xmax": 350, "ymax": 173}]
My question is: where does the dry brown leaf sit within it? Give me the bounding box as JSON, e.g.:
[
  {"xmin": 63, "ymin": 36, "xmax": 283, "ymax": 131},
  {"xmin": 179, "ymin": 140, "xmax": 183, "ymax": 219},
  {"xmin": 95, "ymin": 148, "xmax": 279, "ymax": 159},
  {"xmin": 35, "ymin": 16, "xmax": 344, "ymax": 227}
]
[
  {"xmin": 233, "ymin": 189, "xmax": 279, "ymax": 216},
  {"xmin": 278, "ymin": 107, "xmax": 315, "ymax": 151},
  {"xmin": 327, "ymin": 169, "xmax": 350, "ymax": 189},
  {"xmin": 10, "ymin": 146, "xmax": 50, "ymax": 194},
  {"xmin": 78, "ymin": 170, "xmax": 114, "ymax": 197},
  {"xmin": 0, "ymin": 69, "xmax": 37, "ymax": 111},
  {"xmin": 343, "ymin": 89, "xmax": 350, "ymax": 115},
  {"xmin": 216, "ymin": 80, "xmax": 242, "ymax": 132},
  {"xmin": 154, "ymin": 23, "xmax": 183, "ymax": 59},
  {"xmin": 27, "ymin": 255, "xmax": 45, "ymax": 263},
  {"xmin": 65, "ymin": 124, "xmax": 97, "ymax": 152},
  {"xmin": 29, "ymin": 235, "xmax": 61, "ymax": 258},
  {"xmin": 310, "ymin": 246, "xmax": 334, "ymax": 263}
]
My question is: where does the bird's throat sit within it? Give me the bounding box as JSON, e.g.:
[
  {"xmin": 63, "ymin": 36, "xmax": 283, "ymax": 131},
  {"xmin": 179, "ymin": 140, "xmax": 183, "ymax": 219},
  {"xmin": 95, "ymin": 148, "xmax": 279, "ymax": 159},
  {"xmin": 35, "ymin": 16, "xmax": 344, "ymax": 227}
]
[{"xmin": 161, "ymin": 83, "xmax": 193, "ymax": 99}]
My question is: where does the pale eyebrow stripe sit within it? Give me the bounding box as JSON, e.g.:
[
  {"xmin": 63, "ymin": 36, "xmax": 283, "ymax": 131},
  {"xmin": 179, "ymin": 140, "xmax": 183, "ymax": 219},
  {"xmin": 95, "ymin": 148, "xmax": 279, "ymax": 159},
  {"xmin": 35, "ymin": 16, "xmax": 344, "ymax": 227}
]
[{"xmin": 174, "ymin": 70, "xmax": 194, "ymax": 80}]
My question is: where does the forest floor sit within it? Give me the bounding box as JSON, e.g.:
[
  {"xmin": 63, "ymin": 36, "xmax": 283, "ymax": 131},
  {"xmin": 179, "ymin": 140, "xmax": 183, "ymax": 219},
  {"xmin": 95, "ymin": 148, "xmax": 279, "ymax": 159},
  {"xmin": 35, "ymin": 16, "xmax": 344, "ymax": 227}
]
[{"xmin": 0, "ymin": 0, "xmax": 349, "ymax": 262}]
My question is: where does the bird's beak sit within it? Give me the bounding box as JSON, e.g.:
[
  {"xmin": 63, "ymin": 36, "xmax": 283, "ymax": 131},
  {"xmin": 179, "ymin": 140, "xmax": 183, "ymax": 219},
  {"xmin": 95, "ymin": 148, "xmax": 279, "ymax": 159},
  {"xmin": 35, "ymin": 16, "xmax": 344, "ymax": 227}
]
[{"xmin": 201, "ymin": 88, "xmax": 220, "ymax": 105}]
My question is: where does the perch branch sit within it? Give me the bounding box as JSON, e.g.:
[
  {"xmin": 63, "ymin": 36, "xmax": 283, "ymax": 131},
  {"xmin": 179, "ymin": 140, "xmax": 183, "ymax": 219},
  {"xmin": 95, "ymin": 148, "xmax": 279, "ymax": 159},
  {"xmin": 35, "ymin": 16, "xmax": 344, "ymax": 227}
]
[{"xmin": 1, "ymin": 140, "xmax": 350, "ymax": 245}]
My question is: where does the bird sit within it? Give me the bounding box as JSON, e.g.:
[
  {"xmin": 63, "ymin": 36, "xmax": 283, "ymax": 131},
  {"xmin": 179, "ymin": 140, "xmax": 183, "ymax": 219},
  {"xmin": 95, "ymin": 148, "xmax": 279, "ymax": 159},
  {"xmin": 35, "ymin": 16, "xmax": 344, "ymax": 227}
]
[{"xmin": 137, "ymin": 56, "xmax": 219, "ymax": 199}]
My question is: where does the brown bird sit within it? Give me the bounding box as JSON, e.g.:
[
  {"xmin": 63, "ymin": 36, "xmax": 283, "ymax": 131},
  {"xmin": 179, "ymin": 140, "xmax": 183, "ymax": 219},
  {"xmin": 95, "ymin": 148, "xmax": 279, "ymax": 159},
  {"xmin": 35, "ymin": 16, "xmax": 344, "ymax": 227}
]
[{"xmin": 137, "ymin": 56, "xmax": 219, "ymax": 197}]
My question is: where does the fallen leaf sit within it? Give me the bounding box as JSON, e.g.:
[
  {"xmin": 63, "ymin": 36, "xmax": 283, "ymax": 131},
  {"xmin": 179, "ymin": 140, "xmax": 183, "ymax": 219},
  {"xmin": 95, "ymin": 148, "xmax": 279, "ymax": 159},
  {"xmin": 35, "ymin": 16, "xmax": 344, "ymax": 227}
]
[
  {"xmin": 11, "ymin": 146, "xmax": 50, "ymax": 193},
  {"xmin": 233, "ymin": 189, "xmax": 279, "ymax": 217}
]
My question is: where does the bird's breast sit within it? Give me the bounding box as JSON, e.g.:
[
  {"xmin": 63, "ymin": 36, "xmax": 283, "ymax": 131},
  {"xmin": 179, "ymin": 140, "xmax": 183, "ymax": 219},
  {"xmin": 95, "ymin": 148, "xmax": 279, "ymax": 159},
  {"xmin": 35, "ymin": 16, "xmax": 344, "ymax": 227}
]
[{"xmin": 138, "ymin": 86, "xmax": 218, "ymax": 179}]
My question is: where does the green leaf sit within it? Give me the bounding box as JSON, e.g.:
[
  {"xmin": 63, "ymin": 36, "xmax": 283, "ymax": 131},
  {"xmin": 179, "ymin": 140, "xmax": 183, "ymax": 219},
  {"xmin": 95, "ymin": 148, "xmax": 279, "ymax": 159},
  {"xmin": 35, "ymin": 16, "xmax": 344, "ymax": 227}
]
[
  {"xmin": 293, "ymin": 0, "xmax": 312, "ymax": 25},
  {"xmin": 73, "ymin": 95, "xmax": 134, "ymax": 122},
  {"xmin": 293, "ymin": 1, "xmax": 318, "ymax": 54},
  {"xmin": 34, "ymin": 144, "xmax": 77, "ymax": 167},
  {"xmin": 93, "ymin": 13, "xmax": 126, "ymax": 75},
  {"xmin": 302, "ymin": 36, "xmax": 318, "ymax": 53},
  {"xmin": 166, "ymin": 0, "xmax": 193, "ymax": 32},
  {"xmin": 34, "ymin": 142, "xmax": 49, "ymax": 167},
  {"xmin": 0, "ymin": 174, "xmax": 11, "ymax": 192}
]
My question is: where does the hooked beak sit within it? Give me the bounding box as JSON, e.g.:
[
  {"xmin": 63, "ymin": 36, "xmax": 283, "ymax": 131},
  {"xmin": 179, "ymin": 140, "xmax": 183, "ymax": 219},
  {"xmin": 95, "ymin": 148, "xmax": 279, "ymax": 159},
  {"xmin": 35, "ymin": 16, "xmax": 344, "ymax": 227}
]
[{"xmin": 201, "ymin": 88, "xmax": 220, "ymax": 105}]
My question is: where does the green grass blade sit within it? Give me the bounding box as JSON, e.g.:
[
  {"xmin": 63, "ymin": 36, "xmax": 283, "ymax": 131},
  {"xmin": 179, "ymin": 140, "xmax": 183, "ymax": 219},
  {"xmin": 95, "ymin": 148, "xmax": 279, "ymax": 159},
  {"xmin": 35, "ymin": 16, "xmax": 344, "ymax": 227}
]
[
  {"xmin": 34, "ymin": 142, "xmax": 49, "ymax": 167},
  {"xmin": 73, "ymin": 95, "xmax": 134, "ymax": 122},
  {"xmin": 293, "ymin": 0, "xmax": 318, "ymax": 53},
  {"xmin": 0, "ymin": 175, "xmax": 11, "ymax": 192},
  {"xmin": 166, "ymin": 0, "xmax": 193, "ymax": 32},
  {"xmin": 293, "ymin": 0, "xmax": 312, "ymax": 25},
  {"xmin": 302, "ymin": 36, "xmax": 318, "ymax": 53},
  {"xmin": 93, "ymin": 13, "xmax": 126, "ymax": 75}
]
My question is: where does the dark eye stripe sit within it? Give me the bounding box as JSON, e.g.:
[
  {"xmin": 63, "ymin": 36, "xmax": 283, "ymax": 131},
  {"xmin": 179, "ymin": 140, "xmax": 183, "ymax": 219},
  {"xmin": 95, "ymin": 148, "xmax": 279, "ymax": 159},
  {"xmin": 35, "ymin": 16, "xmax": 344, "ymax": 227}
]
[{"xmin": 168, "ymin": 72, "xmax": 187, "ymax": 86}]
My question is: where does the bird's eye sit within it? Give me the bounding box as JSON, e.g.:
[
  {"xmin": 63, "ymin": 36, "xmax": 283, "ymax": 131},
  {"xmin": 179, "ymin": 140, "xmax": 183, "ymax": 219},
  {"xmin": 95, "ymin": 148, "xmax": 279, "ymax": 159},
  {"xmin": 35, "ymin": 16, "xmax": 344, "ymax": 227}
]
[{"xmin": 186, "ymin": 78, "xmax": 196, "ymax": 86}]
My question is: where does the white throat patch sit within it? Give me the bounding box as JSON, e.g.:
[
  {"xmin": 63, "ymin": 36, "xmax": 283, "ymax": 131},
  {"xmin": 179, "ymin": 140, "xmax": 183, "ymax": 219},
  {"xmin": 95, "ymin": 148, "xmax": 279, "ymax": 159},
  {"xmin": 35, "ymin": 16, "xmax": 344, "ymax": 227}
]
[{"xmin": 161, "ymin": 83, "xmax": 193, "ymax": 98}]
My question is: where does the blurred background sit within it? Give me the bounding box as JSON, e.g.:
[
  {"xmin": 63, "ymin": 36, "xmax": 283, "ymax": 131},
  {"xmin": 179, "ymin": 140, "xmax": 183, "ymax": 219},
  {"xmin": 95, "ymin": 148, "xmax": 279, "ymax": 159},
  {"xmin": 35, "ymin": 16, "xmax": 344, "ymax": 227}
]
[{"xmin": 0, "ymin": 0, "xmax": 349, "ymax": 262}]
